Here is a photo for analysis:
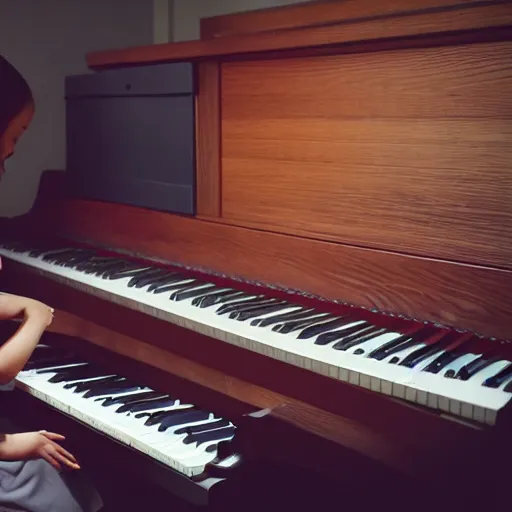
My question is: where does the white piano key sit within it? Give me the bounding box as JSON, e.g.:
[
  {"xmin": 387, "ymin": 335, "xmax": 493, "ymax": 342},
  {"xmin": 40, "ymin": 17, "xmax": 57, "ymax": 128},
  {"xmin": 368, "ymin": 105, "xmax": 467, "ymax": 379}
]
[
  {"xmin": 15, "ymin": 368, "xmax": 226, "ymax": 477},
  {"xmin": 467, "ymin": 360, "xmax": 510, "ymax": 386}
]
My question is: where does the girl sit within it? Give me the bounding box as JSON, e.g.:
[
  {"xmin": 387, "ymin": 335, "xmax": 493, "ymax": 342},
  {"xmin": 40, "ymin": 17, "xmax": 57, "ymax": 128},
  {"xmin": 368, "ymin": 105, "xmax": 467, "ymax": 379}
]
[{"xmin": 0, "ymin": 54, "xmax": 103, "ymax": 512}]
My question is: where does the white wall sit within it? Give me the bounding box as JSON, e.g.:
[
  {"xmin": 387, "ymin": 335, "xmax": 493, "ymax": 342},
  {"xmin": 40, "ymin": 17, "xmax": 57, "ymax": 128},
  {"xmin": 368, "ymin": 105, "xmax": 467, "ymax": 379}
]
[
  {"xmin": 173, "ymin": 0, "xmax": 310, "ymax": 42},
  {"xmin": 0, "ymin": 0, "xmax": 153, "ymax": 217}
]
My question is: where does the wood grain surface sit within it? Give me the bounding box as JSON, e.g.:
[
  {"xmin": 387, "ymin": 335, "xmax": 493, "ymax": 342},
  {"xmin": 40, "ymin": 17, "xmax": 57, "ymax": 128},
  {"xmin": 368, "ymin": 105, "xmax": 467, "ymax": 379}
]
[
  {"xmin": 35, "ymin": 199, "xmax": 512, "ymax": 340},
  {"xmin": 86, "ymin": 4, "xmax": 512, "ymax": 69},
  {"xmin": 195, "ymin": 61, "xmax": 221, "ymax": 218},
  {"xmin": 200, "ymin": 0, "xmax": 503, "ymax": 39},
  {"xmin": 221, "ymin": 41, "xmax": 512, "ymax": 269}
]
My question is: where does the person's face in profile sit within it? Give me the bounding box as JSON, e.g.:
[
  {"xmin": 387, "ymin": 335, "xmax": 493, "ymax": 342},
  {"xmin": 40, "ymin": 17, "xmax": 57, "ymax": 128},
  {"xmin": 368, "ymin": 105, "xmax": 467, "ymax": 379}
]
[{"xmin": 0, "ymin": 101, "xmax": 34, "ymax": 180}]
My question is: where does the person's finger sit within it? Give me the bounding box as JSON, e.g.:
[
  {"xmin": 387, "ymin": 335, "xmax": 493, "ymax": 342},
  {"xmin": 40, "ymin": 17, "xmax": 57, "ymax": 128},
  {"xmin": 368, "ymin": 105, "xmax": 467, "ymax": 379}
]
[
  {"xmin": 40, "ymin": 431, "xmax": 65, "ymax": 441},
  {"xmin": 41, "ymin": 448, "xmax": 62, "ymax": 471},
  {"xmin": 55, "ymin": 443, "xmax": 78, "ymax": 464},
  {"xmin": 53, "ymin": 448, "xmax": 80, "ymax": 470}
]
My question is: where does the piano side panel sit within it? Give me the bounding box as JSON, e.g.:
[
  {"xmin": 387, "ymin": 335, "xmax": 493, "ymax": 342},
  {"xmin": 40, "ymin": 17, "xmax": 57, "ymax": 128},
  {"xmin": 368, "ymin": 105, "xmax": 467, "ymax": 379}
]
[
  {"xmin": 39, "ymin": 199, "xmax": 512, "ymax": 340},
  {"xmin": 195, "ymin": 61, "xmax": 221, "ymax": 218},
  {"xmin": 220, "ymin": 41, "xmax": 512, "ymax": 269}
]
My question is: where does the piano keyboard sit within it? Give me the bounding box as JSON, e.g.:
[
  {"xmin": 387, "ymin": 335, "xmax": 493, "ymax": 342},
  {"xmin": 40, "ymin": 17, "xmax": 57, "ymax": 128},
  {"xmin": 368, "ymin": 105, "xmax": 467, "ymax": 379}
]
[
  {"xmin": 1, "ymin": 240, "xmax": 511, "ymax": 427},
  {"xmin": 16, "ymin": 343, "xmax": 238, "ymax": 481}
]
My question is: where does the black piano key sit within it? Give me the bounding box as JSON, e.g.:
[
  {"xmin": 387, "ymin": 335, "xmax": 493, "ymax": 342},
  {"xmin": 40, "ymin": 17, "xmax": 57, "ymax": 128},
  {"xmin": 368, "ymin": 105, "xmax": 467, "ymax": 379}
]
[
  {"xmin": 454, "ymin": 354, "xmax": 501, "ymax": 381},
  {"xmin": 121, "ymin": 397, "xmax": 179, "ymax": 414},
  {"xmin": 183, "ymin": 426, "xmax": 236, "ymax": 446},
  {"xmin": 333, "ymin": 327, "xmax": 388, "ymax": 352},
  {"xmin": 135, "ymin": 271, "xmax": 181, "ymax": 290},
  {"xmin": 94, "ymin": 264, "xmax": 131, "ymax": 278},
  {"xmin": 42, "ymin": 249, "xmax": 92, "ymax": 264},
  {"xmin": 368, "ymin": 327, "xmax": 437, "ymax": 361},
  {"xmin": 136, "ymin": 409, "xmax": 178, "ymax": 423},
  {"xmin": 157, "ymin": 410, "xmax": 211, "ymax": 432},
  {"xmin": 215, "ymin": 296, "xmax": 268, "ymax": 315},
  {"xmin": 25, "ymin": 355, "xmax": 82, "ymax": 371},
  {"xmin": 399, "ymin": 331, "xmax": 459, "ymax": 369},
  {"xmin": 146, "ymin": 273, "xmax": 187, "ymax": 292},
  {"xmin": 47, "ymin": 365, "xmax": 112, "ymax": 383},
  {"xmin": 100, "ymin": 261, "xmax": 143, "ymax": 278},
  {"xmin": 315, "ymin": 322, "xmax": 370, "ymax": 346},
  {"xmin": 170, "ymin": 283, "xmax": 217, "ymax": 302},
  {"xmin": 250, "ymin": 307, "xmax": 313, "ymax": 327},
  {"xmin": 351, "ymin": 330, "xmax": 390, "ymax": 355},
  {"xmin": 66, "ymin": 376, "xmax": 123, "ymax": 392},
  {"xmin": 28, "ymin": 246, "xmax": 64, "ymax": 257},
  {"xmin": 107, "ymin": 266, "xmax": 153, "ymax": 280},
  {"xmin": 124, "ymin": 268, "xmax": 164, "ymax": 286},
  {"xmin": 192, "ymin": 290, "xmax": 244, "ymax": 308},
  {"xmin": 36, "ymin": 363, "xmax": 89, "ymax": 374},
  {"xmin": 58, "ymin": 256, "xmax": 91, "ymax": 268},
  {"xmin": 128, "ymin": 268, "xmax": 170, "ymax": 288},
  {"xmin": 84, "ymin": 381, "xmax": 143, "ymax": 399},
  {"xmin": 229, "ymin": 302, "xmax": 291, "ymax": 322},
  {"xmin": 74, "ymin": 255, "xmax": 112, "ymax": 268},
  {"xmin": 74, "ymin": 256, "xmax": 112, "ymax": 271},
  {"xmin": 151, "ymin": 279, "xmax": 197, "ymax": 295},
  {"xmin": 50, "ymin": 252, "xmax": 96, "ymax": 267},
  {"xmin": 297, "ymin": 317, "xmax": 351, "ymax": 340},
  {"xmin": 174, "ymin": 419, "xmax": 231, "ymax": 436},
  {"xmin": 422, "ymin": 336, "xmax": 478, "ymax": 374},
  {"xmin": 79, "ymin": 259, "xmax": 116, "ymax": 274},
  {"xmin": 138, "ymin": 407, "xmax": 195, "ymax": 425},
  {"xmin": 223, "ymin": 298, "xmax": 281, "ymax": 316},
  {"xmin": 503, "ymin": 379, "xmax": 512, "ymax": 393},
  {"xmin": 177, "ymin": 286, "xmax": 231, "ymax": 303},
  {"xmin": 423, "ymin": 352, "xmax": 458, "ymax": 374},
  {"xmin": 483, "ymin": 363, "xmax": 512, "ymax": 389},
  {"xmin": 99, "ymin": 391, "xmax": 168, "ymax": 407},
  {"xmin": 274, "ymin": 313, "xmax": 331, "ymax": 334}
]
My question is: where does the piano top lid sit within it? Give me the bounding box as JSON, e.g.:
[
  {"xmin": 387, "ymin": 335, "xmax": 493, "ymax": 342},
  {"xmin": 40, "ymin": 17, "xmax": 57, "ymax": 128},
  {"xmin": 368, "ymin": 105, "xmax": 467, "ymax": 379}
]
[{"xmin": 86, "ymin": 0, "xmax": 512, "ymax": 70}]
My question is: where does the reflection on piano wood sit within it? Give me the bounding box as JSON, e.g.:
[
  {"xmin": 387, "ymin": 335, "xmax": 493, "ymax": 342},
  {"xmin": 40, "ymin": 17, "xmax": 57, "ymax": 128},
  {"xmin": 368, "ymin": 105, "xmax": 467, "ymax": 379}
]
[{"xmin": 1, "ymin": 1, "xmax": 511, "ymax": 510}]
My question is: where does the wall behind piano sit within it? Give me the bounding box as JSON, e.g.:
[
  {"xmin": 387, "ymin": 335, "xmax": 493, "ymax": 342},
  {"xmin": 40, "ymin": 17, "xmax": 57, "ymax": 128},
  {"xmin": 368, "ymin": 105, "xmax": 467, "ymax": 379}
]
[{"xmin": 0, "ymin": 0, "xmax": 154, "ymax": 218}]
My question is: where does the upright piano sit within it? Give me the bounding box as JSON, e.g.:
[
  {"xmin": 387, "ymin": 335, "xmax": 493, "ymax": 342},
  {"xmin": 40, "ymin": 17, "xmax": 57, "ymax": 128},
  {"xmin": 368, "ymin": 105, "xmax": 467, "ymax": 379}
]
[{"xmin": 0, "ymin": 1, "xmax": 511, "ymax": 510}]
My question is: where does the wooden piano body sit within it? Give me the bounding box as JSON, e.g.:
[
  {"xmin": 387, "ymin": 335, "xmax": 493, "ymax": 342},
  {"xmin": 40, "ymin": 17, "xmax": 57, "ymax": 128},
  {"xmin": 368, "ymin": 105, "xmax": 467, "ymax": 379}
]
[{"xmin": 1, "ymin": 1, "xmax": 511, "ymax": 510}]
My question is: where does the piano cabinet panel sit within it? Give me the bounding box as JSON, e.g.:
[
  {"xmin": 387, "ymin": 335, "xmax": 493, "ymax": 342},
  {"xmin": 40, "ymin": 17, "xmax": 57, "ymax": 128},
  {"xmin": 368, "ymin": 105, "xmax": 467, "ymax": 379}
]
[
  {"xmin": 43, "ymin": 198, "xmax": 512, "ymax": 340},
  {"xmin": 220, "ymin": 41, "xmax": 512, "ymax": 270}
]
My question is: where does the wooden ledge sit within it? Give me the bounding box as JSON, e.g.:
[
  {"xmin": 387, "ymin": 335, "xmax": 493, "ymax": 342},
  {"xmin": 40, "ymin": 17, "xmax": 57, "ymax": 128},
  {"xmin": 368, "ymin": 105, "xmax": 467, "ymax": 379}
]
[
  {"xmin": 200, "ymin": 0, "xmax": 500, "ymax": 39},
  {"xmin": 86, "ymin": 2, "xmax": 512, "ymax": 69}
]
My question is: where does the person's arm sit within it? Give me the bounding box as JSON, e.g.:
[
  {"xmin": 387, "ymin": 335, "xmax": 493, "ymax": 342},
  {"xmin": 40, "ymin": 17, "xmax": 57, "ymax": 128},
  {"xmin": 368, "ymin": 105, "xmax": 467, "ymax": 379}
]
[
  {"xmin": 0, "ymin": 293, "xmax": 53, "ymax": 384},
  {"xmin": 0, "ymin": 431, "xmax": 80, "ymax": 470}
]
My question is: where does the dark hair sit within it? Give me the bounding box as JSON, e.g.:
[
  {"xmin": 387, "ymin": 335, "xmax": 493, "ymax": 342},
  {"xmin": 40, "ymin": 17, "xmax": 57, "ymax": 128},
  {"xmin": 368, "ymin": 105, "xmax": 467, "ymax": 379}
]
[{"xmin": 0, "ymin": 55, "xmax": 33, "ymax": 136}]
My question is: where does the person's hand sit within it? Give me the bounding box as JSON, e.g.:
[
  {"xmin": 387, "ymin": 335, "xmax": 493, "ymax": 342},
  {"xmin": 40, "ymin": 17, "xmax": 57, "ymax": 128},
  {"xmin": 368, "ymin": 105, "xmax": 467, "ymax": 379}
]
[
  {"xmin": 2, "ymin": 431, "xmax": 80, "ymax": 470},
  {"xmin": 0, "ymin": 294, "xmax": 53, "ymax": 326},
  {"xmin": 24, "ymin": 300, "xmax": 54, "ymax": 328}
]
